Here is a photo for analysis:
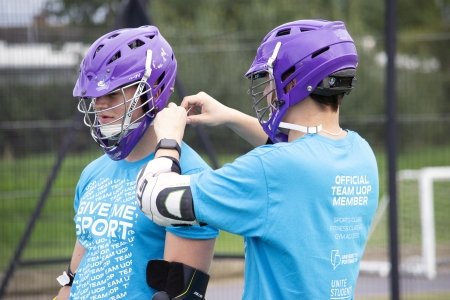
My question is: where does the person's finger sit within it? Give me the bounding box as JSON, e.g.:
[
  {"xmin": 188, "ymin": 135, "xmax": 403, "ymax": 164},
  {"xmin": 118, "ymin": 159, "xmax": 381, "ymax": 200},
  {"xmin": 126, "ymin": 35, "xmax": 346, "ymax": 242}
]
[
  {"xmin": 186, "ymin": 111, "xmax": 208, "ymax": 125},
  {"xmin": 187, "ymin": 115, "xmax": 200, "ymax": 125},
  {"xmin": 180, "ymin": 96, "xmax": 194, "ymax": 108},
  {"xmin": 181, "ymin": 95, "xmax": 203, "ymax": 108},
  {"xmin": 167, "ymin": 102, "xmax": 177, "ymax": 108}
]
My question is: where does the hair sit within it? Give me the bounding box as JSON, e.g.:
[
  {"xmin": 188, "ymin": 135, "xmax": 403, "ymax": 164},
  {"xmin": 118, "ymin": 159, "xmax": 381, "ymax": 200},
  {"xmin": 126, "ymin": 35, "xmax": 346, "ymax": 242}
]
[{"xmin": 309, "ymin": 93, "xmax": 344, "ymax": 112}]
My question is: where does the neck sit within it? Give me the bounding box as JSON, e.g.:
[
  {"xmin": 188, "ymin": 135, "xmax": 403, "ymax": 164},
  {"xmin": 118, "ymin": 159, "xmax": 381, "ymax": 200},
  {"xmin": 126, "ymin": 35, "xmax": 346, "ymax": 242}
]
[
  {"xmin": 124, "ymin": 126, "xmax": 158, "ymax": 162},
  {"xmin": 283, "ymin": 97, "xmax": 346, "ymax": 142}
]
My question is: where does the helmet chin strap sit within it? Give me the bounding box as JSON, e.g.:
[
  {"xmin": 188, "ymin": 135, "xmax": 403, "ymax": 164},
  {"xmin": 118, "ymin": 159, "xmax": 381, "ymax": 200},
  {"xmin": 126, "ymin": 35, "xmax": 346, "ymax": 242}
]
[
  {"xmin": 278, "ymin": 122, "xmax": 343, "ymax": 136},
  {"xmin": 279, "ymin": 122, "xmax": 322, "ymax": 134}
]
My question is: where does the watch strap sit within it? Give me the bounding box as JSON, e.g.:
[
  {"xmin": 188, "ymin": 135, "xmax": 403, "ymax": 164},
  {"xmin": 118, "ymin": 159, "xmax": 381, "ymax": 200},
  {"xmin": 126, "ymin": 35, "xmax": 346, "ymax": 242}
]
[{"xmin": 155, "ymin": 139, "xmax": 181, "ymax": 156}]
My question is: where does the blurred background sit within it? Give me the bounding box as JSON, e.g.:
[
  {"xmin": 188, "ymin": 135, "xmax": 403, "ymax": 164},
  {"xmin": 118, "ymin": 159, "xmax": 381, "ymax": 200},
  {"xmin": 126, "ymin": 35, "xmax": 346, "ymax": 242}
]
[{"xmin": 0, "ymin": 0, "xmax": 449, "ymax": 299}]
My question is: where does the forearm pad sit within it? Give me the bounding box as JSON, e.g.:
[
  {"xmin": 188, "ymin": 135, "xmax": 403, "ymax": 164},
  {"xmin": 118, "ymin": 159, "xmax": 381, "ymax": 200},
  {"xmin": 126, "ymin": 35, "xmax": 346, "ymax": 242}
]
[{"xmin": 147, "ymin": 260, "xmax": 210, "ymax": 299}]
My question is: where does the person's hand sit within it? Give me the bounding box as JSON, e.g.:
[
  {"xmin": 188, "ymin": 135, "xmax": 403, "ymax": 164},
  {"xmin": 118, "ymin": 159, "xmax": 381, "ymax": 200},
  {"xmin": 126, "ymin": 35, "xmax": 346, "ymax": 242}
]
[
  {"xmin": 181, "ymin": 92, "xmax": 232, "ymax": 126},
  {"xmin": 154, "ymin": 102, "xmax": 187, "ymax": 145}
]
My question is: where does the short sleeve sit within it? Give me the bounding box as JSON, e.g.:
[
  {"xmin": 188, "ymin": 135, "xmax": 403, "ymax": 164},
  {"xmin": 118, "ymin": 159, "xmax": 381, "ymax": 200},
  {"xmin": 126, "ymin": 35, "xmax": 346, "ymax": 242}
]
[
  {"xmin": 166, "ymin": 145, "xmax": 219, "ymax": 239},
  {"xmin": 190, "ymin": 154, "xmax": 269, "ymax": 237}
]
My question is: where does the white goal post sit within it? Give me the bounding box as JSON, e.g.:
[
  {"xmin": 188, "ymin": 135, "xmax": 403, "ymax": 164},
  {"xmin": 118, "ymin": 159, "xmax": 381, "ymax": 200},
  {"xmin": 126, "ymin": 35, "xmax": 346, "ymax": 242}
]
[{"xmin": 360, "ymin": 166, "xmax": 450, "ymax": 280}]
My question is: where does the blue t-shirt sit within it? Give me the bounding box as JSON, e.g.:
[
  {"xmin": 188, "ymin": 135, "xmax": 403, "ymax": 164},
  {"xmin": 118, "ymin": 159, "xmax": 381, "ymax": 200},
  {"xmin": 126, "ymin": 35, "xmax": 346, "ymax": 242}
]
[
  {"xmin": 191, "ymin": 131, "xmax": 379, "ymax": 300},
  {"xmin": 70, "ymin": 142, "xmax": 218, "ymax": 300}
]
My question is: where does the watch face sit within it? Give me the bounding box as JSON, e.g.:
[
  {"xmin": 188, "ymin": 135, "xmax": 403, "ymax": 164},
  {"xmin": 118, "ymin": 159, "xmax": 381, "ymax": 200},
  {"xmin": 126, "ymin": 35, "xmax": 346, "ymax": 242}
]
[{"xmin": 161, "ymin": 139, "xmax": 178, "ymax": 148}]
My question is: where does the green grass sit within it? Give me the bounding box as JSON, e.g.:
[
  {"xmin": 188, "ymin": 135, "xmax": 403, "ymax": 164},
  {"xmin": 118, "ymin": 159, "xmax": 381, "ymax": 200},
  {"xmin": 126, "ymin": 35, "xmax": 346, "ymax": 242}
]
[
  {"xmin": 1, "ymin": 145, "xmax": 450, "ymax": 271},
  {"xmin": 214, "ymin": 230, "xmax": 244, "ymax": 255}
]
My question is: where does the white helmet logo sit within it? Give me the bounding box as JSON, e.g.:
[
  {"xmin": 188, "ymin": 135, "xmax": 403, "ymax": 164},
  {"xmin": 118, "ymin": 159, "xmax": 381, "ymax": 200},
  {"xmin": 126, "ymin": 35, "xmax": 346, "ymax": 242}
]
[
  {"xmin": 128, "ymin": 73, "xmax": 141, "ymax": 81},
  {"xmin": 95, "ymin": 74, "xmax": 109, "ymax": 91},
  {"xmin": 161, "ymin": 47, "xmax": 168, "ymax": 62}
]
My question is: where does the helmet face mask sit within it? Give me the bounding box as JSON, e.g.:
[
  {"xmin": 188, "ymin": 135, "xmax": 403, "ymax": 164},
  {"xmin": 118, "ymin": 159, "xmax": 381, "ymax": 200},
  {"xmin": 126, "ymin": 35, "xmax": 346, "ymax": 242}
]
[
  {"xmin": 249, "ymin": 71, "xmax": 278, "ymax": 126},
  {"xmin": 73, "ymin": 26, "xmax": 177, "ymax": 160},
  {"xmin": 248, "ymin": 70, "xmax": 290, "ymax": 143},
  {"xmin": 78, "ymin": 80, "xmax": 154, "ymax": 150},
  {"xmin": 245, "ymin": 19, "xmax": 358, "ymax": 143}
]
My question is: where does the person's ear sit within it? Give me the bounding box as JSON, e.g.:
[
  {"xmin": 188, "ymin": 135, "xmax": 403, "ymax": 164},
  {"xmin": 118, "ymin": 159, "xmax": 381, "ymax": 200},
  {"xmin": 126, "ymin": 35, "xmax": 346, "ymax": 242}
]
[
  {"xmin": 154, "ymin": 88, "xmax": 162, "ymax": 100},
  {"xmin": 285, "ymin": 78, "xmax": 296, "ymax": 93}
]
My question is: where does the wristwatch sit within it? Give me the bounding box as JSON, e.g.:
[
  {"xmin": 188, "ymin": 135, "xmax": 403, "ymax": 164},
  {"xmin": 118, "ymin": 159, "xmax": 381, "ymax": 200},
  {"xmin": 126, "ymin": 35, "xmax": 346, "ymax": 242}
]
[{"xmin": 155, "ymin": 139, "xmax": 181, "ymax": 156}]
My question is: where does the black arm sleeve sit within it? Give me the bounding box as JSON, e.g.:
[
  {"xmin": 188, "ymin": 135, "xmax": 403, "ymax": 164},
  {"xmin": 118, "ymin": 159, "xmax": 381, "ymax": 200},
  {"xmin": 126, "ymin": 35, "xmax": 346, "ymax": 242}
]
[{"xmin": 147, "ymin": 260, "xmax": 210, "ymax": 299}]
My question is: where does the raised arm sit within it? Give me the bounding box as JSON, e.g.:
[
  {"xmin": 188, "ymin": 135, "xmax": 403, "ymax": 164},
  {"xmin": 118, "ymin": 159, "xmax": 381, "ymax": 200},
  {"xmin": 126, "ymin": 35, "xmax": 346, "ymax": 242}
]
[{"xmin": 182, "ymin": 92, "xmax": 268, "ymax": 147}]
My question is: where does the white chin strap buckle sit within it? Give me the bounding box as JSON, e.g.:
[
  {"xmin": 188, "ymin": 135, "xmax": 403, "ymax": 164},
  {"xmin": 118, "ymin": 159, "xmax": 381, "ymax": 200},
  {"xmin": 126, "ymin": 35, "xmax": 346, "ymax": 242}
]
[{"xmin": 279, "ymin": 122, "xmax": 322, "ymax": 134}]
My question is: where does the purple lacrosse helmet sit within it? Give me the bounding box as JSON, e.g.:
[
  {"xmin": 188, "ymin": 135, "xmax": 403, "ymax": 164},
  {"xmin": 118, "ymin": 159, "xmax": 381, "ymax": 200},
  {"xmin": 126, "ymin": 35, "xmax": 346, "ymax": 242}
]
[
  {"xmin": 245, "ymin": 19, "xmax": 358, "ymax": 143},
  {"xmin": 74, "ymin": 25, "xmax": 177, "ymax": 160}
]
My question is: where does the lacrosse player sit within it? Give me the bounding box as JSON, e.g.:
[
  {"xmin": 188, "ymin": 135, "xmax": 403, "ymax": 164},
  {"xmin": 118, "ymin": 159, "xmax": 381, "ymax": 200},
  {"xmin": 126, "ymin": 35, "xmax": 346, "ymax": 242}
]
[
  {"xmin": 55, "ymin": 26, "xmax": 218, "ymax": 300},
  {"xmin": 137, "ymin": 19, "xmax": 379, "ymax": 299}
]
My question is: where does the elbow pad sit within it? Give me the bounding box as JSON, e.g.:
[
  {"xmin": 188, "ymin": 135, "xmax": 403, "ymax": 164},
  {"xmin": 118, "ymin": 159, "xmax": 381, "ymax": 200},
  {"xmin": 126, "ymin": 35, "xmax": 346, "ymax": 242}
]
[{"xmin": 136, "ymin": 158, "xmax": 199, "ymax": 227}]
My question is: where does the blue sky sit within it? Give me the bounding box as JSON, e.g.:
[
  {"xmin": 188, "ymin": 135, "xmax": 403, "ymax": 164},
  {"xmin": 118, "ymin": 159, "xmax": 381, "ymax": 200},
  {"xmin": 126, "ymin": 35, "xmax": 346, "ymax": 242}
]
[{"xmin": 0, "ymin": 0, "xmax": 47, "ymax": 27}]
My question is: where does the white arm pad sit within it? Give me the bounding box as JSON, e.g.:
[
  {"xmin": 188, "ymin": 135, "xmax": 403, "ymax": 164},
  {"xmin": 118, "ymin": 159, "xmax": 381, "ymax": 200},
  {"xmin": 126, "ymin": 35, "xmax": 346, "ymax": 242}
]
[
  {"xmin": 136, "ymin": 156, "xmax": 178, "ymax": 182},
  {"xmin": 136, "ymin": 158, "xmax": 198, "ymax": 227}
]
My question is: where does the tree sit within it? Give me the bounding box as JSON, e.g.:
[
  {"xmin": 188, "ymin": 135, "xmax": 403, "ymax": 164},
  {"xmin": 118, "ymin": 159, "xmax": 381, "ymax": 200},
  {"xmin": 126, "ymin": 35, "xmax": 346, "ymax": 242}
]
[{"xmin": 43, "ymin": 0, "xmax": 121, "ymax": 42}]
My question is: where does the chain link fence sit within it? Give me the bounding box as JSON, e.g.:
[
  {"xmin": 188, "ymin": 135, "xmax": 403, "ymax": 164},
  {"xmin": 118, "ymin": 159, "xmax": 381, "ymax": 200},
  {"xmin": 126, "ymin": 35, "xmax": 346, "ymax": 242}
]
[{"xmin": 1, "ymin": 0, "xmax": 449, "ymax": 299}]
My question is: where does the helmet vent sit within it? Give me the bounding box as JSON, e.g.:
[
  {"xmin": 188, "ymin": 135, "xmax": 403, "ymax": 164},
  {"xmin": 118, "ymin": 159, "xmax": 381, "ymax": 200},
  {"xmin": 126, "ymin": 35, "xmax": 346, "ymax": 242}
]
[
  {"xmin": 87, "ymin": 75, "xmax": 93, "ymax": 81},
  {"xmin": 276, "ymin": 29, "xmax": 291, "ymax": 37},
  {"xmin": 93, "ymin": 45, "xmax": 104, "ymax": 58},
  {"xmin": 107, "ymin": 33, "xmax": 120, "ymax": 39},
  {"xmin": 146, "ymin": 35, "xmax": 155, "ymax": 39},
  {"xmin": 107, "ymin": 51, "xmax": 121, "ymax": 65},
  {"xmin": 282, "ymin": 66, "xmax": 296, "ymax": 81},
  {"xmin": 128, "ymin": 39, "xmax": 145, "ymax": 50},
  {"xmin": 154, "ymin": 71, "xmax": 165, "ymax": 88},
  {"xmin": 311, "ymin": 47, "xmax": 330, "ymax": 59},
  {"xmin": 300, "ymin": 28, "xmax": 313, "ymax": 32}
]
